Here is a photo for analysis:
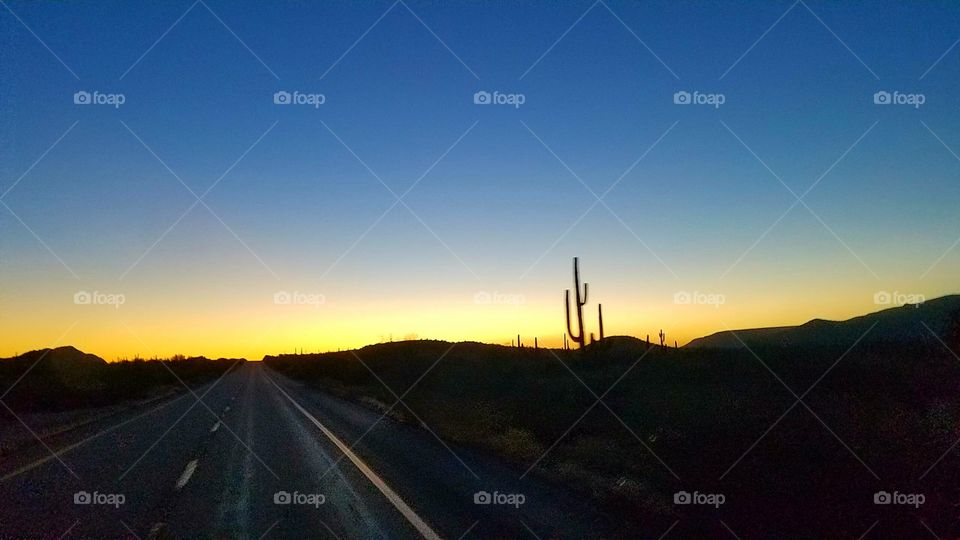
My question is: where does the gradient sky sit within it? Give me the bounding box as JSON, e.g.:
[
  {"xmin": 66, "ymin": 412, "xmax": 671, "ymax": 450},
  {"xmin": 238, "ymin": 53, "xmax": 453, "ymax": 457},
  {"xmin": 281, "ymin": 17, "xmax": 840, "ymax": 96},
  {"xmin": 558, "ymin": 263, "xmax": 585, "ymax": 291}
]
[{"xmin": 1, "ymin": 1, "xmax": 959, "ymax": 360}]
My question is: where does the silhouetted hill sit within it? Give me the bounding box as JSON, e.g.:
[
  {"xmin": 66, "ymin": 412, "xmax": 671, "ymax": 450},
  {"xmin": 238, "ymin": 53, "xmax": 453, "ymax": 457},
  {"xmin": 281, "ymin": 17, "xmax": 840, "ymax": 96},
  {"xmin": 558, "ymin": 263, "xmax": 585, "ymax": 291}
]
[
  {"xmin": 2, "ymin": 346, "xmax": 108, "ymax": 392},
  {"xmin": 6, "ymin": 345, "xmax": 106, "ymax": 365},
  {"xmin": 686, "ymin": 294, "xmax": 960, "ymax": 350},
  {"xmin": 263, "ymin": 336, "xmax": 654, "ymax": 368},
  {"xmin": 580, "ymin": 335, "xmax": 652, "ymax": 358},
  {"xmin": 0, "ymin": 347, "xmax": 241, "ymax": 411}
]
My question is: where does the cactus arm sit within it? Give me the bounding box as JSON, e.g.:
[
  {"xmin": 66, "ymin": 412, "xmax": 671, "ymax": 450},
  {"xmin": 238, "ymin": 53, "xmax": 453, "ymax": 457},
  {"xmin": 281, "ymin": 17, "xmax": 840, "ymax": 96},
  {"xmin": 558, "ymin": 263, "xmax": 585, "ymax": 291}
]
[{"xmin": 565, "ymin": 289, "xmax": 580, "ymax": 340}]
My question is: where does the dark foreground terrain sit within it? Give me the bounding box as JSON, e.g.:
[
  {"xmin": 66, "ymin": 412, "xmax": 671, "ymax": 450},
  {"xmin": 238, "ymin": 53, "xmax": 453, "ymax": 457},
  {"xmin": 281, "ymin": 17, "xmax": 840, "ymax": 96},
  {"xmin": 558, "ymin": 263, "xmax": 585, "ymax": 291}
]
[{"xmin": 265, "ymin": 296, "xmax": 960, "ymax": 538}]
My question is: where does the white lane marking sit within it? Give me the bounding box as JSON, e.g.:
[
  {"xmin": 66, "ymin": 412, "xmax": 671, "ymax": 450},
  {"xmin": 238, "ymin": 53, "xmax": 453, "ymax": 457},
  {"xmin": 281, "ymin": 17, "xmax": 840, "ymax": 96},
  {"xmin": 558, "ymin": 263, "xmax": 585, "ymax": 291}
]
[
  {"xmin": 1, "ymin": 392, "xmax": 192, "ymax": 483},
  {"xmin": 175, "ymin": 459, "xmax": 198, "ymax": 490},
  {"xmin": 146, "ymin": 522, "xmax": 167, "ymax": 540},
  {"xmin": 210, "ymin": 420, "xmax": 221, "ymax": 433},
  {"xmin": 264, "ymin": 372, "xmax": 442, "ymax": 540}
]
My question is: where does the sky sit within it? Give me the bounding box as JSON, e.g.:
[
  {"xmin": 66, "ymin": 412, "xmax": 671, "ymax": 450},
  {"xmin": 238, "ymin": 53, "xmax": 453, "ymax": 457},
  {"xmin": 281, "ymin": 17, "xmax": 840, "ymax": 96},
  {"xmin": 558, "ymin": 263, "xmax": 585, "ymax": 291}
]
[{"xmin": 1, "ymin": 0, "xmax": 959, "ymax": 360}]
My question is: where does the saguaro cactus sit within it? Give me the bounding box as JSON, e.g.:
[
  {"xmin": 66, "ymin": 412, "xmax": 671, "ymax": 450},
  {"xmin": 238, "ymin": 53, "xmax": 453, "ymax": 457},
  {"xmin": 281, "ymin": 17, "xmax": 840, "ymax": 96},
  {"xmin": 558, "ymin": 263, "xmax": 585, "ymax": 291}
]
[
  {"xmin": 565, "ymin": 257, "xmax": 588, "ymax": 349},
  {"xmin": 659, "ymin": 329, "xmax": 666, "ymax": 348},
  {"xmin": 598, "ymin": 304, "xmax": 604, "ymax": 341}
]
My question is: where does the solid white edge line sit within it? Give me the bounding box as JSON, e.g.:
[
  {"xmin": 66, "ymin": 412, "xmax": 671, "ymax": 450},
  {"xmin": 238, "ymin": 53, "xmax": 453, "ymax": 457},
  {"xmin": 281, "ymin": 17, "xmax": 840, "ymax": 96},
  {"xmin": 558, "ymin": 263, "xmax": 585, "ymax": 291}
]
[
  {"xmin": 264, "ymin": 371, "xmax": 443, "ymax": 540},
  {"xmin": 0, "ymin": 392, "xmax": 192, "ymax": 483}
]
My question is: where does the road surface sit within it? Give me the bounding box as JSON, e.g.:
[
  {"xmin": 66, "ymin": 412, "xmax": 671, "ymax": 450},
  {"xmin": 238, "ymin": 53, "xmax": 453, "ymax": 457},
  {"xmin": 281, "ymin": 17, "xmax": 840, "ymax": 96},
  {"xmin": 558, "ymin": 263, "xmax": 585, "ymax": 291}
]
[{"xmin": 0, "ymin": 362, "xmax": 610, "ymax": 539}]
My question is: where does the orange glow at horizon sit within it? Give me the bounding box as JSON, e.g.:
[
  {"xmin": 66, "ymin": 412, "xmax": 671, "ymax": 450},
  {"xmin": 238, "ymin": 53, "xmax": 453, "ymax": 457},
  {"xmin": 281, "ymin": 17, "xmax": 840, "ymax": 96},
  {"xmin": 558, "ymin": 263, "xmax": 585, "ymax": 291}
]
[{"xmin": 4, "ymin": 278, "xmax": 957, "ymax": 361}]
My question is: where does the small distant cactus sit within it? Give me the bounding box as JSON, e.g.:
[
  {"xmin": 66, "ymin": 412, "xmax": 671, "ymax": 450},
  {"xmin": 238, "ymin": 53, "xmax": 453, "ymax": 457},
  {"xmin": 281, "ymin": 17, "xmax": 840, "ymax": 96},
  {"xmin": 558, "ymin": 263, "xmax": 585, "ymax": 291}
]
[
  {"xmin": 598, "ymin": 304, "xmax": 604, "ymax": 341},
  {"xmin": 659, "ymin": 329, "xmax": 666, "ymax": 348}
]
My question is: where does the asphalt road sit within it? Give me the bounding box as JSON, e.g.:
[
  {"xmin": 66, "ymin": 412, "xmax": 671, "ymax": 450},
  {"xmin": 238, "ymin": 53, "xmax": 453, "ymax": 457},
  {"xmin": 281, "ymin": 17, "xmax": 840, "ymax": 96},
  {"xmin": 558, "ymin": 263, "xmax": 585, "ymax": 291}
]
[{"xmin": 0, "ymin": 362, "xmax": 610, "ymax": 539}]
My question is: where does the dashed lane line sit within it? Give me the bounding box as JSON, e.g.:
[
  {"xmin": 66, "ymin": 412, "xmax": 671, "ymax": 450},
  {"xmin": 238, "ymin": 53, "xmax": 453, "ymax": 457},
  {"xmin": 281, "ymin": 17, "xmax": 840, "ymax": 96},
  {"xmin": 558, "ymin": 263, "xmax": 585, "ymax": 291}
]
[
  {"xmin": 175, "ymin": 459, "xmax": 198, "ymax": 490},
  {"xmin": 1, "ymin": 392, "xmax": 192, "ymax": 482}
]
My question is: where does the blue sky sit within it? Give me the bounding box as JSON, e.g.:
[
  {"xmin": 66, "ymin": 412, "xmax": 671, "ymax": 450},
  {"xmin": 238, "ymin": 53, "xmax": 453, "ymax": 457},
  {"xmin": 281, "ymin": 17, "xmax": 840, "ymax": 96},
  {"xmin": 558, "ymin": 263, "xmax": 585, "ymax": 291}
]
[{"xmin": 2, "ymin": 0, "xmax": 959, "ymax": 357}]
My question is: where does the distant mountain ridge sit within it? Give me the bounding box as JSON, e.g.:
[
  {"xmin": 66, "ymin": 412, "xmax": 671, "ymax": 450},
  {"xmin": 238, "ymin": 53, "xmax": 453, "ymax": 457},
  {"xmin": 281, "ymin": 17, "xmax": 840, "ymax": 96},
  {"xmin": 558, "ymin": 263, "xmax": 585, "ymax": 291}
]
[
  {"xmin": 3, "ymin": 346, "xmax": 107, "ymax": 366},
  {"xmin": 686, "ymin": 294, "xmax": 960, "ymax": 350},
  {"xmin": 2, "ymin": 345, "xmax": 106, "ymax": 364},
  {"xmin": 1, "ymin": 346, "xmax": 107, "ymax": 391},
  {"xmin": 0, "ymin": 347, "xmax": 238, "ymax": 412}
]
